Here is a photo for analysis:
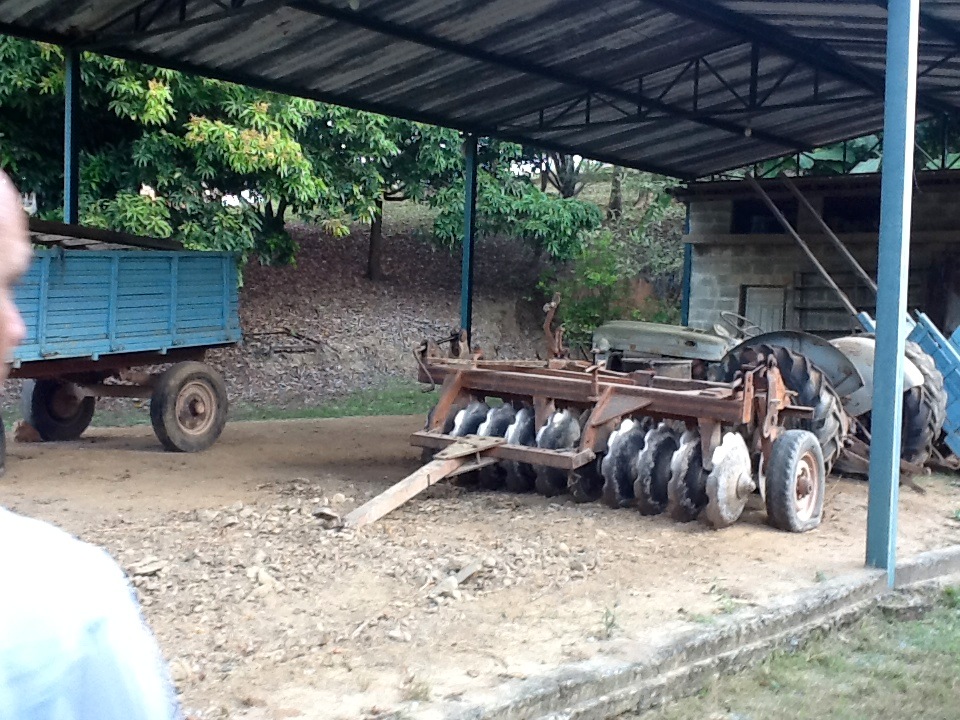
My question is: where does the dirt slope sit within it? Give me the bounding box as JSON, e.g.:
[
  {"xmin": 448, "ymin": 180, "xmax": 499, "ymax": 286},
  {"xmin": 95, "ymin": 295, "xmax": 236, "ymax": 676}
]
[{"xmin": 208, "ymin": 224, "xmax": 545, "ymax": 407}]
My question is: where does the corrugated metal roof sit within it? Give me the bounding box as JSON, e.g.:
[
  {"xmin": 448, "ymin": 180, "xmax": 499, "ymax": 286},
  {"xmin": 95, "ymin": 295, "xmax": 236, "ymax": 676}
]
[{"xmin": 2, "ymin": 0, "xmax": 959, "ymax": 179}]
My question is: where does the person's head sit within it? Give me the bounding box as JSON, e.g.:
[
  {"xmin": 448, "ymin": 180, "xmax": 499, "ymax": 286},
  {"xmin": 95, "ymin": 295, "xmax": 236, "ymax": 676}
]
[{"xmin": 0, "ymin": 171, "xmax": 31, "ymax": 383}]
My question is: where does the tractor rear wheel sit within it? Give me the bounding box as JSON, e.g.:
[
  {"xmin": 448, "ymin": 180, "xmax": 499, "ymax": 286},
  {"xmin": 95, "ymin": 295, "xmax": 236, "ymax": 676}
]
[
  {"xmin": 903, "ymin": 341, "xmax": 947, "ymax": 465},
  {"xmin": 718, "ymin": 344, "xmax": 848, "ymax": 474}
]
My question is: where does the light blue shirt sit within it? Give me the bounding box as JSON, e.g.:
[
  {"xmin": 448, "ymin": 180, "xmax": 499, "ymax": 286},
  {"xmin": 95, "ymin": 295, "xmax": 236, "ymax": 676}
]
[{"xmin": 0, "ymin": 508, "xmax": 179, "ymax": 720}]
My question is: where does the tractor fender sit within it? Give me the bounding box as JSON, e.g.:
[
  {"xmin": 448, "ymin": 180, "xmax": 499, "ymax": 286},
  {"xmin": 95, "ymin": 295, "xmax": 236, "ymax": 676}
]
[
  {"xmin": 724, "ymin": 330, "xmax": 865, "ymax": 400},
  {"xmin": 830, "ymin": 335, "xmax": 923, "ymax": 417}
]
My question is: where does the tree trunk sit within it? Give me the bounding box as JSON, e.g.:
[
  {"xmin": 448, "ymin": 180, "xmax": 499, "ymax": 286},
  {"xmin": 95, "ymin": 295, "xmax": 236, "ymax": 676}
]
[
  {"xmin": 607, "ymin": 166, "xmax": 624, "ymax": 221},
  {"xmin": 540, "ymin": 155, "xmax": 548, "ymax": 192},
  {"xmin": 366, "ymin": 196, "xmax": 385, "ymax": 281}
]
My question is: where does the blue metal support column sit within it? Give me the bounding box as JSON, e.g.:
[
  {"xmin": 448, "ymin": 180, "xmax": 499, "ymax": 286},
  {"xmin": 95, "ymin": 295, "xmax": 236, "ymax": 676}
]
[
  {"xmin": 680, "ymin": 202, "xmax": 692, "ymax": 326},
  {"xmin": 460, "ymin": 134, "xmax": 479, "ymax": 342},
  {"xmin": 63, "ymin": 47, "xmax": 80, "ymax": 224},
  {"xmin": 866, "ymin": 0, "xmax": 920, "ymax": 585}
]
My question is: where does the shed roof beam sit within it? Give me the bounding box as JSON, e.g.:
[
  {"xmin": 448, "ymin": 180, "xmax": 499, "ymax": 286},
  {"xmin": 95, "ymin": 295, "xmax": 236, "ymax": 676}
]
[
  {"xmin": 644, "ymin": 0, "xmax": 960, "ymax": 118},
  {"xmin": 285, "ymin": 1, "xmax": 809, "ymax": 151},
  {"xmin": 78, "ymin": 0, "xmax": 284, "ymax": 51}
]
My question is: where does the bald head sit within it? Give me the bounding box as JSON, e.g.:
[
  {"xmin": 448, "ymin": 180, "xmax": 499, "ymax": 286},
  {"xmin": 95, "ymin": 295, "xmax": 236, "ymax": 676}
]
[{"xmin": 0, "ymin": 171, "xmax": 30, "ymax": 382}]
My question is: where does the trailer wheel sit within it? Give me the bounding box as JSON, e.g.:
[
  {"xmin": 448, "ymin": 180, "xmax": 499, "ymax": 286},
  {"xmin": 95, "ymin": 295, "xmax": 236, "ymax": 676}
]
[
  {"xmin": 667, "ymin": 431, "xmax": 708, "ymax": 522},
  {"xmin": 634, "ymin": 423, "xmax": 680, "ymax": 515},
  {"xmin": 765, "ymin": 430, "xmax": 825, "ymax": 533},
  {"xmin": 21, "ymin": 379, "xmax": 96, "ymax": 441},
  {"xmin": 150, "ymin": 362, "xmax": 228, "ymax": 452},
  {"xmin": 718, "ymin": 344, "xmax": 847, "ymax": 473}
]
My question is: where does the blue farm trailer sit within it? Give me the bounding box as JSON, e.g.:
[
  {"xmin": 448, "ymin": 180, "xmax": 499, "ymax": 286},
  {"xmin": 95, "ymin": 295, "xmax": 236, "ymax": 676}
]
[{"xmin": 4, "ymin": 222, "xmax": 240, "ymax": 468}]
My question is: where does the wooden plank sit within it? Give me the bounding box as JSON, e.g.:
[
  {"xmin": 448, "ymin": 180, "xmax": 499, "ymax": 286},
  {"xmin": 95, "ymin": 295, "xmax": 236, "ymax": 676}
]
[
  {"xmin": 29, "ymin": 218, "xmax": 183, "ymax": 251},
  {"xmin": 343, "ymin": 457, "xmax": 464, "ymax": 529}
]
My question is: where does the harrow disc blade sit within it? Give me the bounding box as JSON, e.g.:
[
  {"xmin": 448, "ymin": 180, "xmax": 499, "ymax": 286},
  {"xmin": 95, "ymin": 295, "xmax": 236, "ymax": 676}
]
[
  {"xmin": 667, "ymin": 430, "xmax": 708, "ymax": 522},
  {"xmin": 535, "ymin": 410, "xmax": 579, "ymax": 497},
  {"xmin": 452, "ymin": 400, "xmax": 491, "ymax": 437},
  {"xmin": 702, "ymin": 432, "xmax": 755, "ymax": 529},
  {"xmin": 600, "ymin": 418, "xmax": 646, "ymax": 509},
  {"xmin": 504, "ymin": 406, "xmax": 537, "ymax": 492},
  {"xmin": 477, "ymin": 404, "xmax": 517, "ymax": 490},
  {"xmin": 634, "ymin": 423, "xmax": 681, "ymax": 515}
]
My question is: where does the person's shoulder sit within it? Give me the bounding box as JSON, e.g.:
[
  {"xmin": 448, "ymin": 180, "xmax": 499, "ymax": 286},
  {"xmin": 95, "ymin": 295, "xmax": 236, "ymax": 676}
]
[
  {"xmin": 0, "ymin": 507, "xmax": 131, "ymax": 626},
  {"xmin": 0, "ymin": 507, "xmax": 124, "ymax": 584}
]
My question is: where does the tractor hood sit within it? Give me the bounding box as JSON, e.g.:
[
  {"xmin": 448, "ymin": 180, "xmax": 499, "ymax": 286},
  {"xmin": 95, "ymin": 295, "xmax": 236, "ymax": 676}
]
[{"xmin": 592, "ymin": 321, "xmax": 732, "ymax": 362}]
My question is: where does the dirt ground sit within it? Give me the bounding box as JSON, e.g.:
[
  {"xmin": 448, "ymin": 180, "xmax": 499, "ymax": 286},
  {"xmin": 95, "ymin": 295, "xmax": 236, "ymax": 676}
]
[{"xmin": 3, "ymin": 416, "xmax": 960, "ymax": 720}]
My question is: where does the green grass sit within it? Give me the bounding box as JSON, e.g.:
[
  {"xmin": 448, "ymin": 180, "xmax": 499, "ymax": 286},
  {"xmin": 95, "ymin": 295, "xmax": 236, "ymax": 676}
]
[
  {"xmin": 640, "ymin": 589, "xmax": 960, "ymax": 720},
  {"xmin": 3, "ymin": 379, "xmax": 438, "ymax": 429}
]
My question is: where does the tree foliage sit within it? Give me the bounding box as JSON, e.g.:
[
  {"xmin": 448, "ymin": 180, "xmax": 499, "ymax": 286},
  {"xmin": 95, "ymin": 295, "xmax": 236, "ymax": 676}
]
[
  {"xmin": 0, "ymin": 36, "xmax": 603, "ymax": 272},
  {"xmin": 539, "ymin": 170, "xmax": 684, "ymax": 341},
  {"xmin": 431, "ymin": 140, "xmax": 603, "ymax": 261}
]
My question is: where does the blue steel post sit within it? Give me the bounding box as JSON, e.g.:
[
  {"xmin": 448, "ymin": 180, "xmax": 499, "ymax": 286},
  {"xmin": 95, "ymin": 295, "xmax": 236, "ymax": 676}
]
[
  {"xmin": 680, "ymin": 201, "xmax": 692, "ymax": 326},
  {"xmin": 460, "ymin": 135, "xmax": 479, "ymax": 342},
  {"xmin": 866, "ymin": 0, "xmax": 920, "ymax": 584},
  {"xmin": 63, "ymin": 47, "xmax": 80, "ymax": 225}
]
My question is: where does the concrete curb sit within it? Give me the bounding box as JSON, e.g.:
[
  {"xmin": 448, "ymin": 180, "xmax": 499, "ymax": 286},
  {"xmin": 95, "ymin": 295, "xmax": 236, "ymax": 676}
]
[{"xmin": 410, "ymin": 545, "xmax": 960, "ymax": 720}]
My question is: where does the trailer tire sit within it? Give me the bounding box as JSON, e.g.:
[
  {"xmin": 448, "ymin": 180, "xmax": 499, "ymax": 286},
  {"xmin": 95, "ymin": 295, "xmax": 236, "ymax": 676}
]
[
  {"xmin": 150, "ymin": 362, "xmax": 228, "ymax": 452},
  {"xmin": 719, "ymin": 344, "xmax": 847, "ymax": 473},
  {"xmin": 21, "ymin": 379, "xmax": 96, "ymax": 442},
  {"xmin": 765, "ymin": 430, "xmax": 825, "ymax": 533}
]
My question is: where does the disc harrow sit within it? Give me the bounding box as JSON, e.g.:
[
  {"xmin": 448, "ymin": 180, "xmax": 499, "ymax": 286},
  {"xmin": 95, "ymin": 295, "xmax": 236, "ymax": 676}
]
[{"xmin": 343, "ymin": 342, "xmax": 825, "ymax": 534}]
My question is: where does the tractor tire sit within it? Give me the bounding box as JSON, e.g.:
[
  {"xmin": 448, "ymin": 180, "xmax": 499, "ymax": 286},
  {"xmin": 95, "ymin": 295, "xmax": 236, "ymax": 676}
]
[
  {"xmin": 854, "ymin": 340, "xmax": 946, "ymax": 467},
  {"xmin": 903, "ymin": 341, "xmax": 947, "ymax": 465},
  {"xmin": 718, "ymin": 344, "xmax": 848, "ymax": 474},
  {"xmin": 21, "ymin": 379, "xmax": 96, "ymax": 442}
]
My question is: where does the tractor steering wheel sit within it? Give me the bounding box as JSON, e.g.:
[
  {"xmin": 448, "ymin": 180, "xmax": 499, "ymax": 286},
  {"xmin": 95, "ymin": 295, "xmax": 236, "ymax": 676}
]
[{"xmin": 719, "ymin": 311, "xmax": 763, "ymax": 339}]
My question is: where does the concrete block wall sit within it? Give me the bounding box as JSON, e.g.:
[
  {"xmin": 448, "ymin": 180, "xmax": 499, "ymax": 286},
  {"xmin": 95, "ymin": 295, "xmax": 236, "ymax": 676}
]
[
  {"xmin": 687, "ymin": 244, "xmax": 799, "ymax": 331},
  {"xmin": 687, "ymin": 238, "xmax": 949, "ymax": 335}
]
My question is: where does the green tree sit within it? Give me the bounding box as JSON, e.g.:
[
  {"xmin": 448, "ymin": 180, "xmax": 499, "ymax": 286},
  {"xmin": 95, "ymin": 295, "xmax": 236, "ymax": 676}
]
[{"xmin": 431, "ymin": 139, "xmax": 603, "ymax": 261}]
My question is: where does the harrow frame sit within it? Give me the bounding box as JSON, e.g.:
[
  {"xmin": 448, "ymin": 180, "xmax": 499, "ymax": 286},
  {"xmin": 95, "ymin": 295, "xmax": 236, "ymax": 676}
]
[{"xmin": 344, "ymin": 348, "xmax": 813, "ymax": 529}]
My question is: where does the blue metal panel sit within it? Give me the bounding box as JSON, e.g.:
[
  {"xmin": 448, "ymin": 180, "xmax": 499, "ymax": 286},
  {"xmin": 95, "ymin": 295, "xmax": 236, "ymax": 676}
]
[
  {"xmin": 866, "ymin": 0, "xmax": 920, "ymax": 586},
  {"xmin": 63, "ymin": 48, "xmax": 80, "ymax": 225},
  {"xmin": 460, "ymin": 135, "xmax": 478, "ymax": 342},
  {"xmin": 11, "ymin": 249, "xmax": 241, "ymax": 367}
]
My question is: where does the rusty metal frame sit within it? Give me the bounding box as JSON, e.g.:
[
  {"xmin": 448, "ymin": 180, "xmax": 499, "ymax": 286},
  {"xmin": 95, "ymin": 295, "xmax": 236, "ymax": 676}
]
[{"xmin": 411, "ymin": 354, "xmax": 810, "ymax": 471}]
